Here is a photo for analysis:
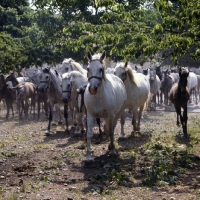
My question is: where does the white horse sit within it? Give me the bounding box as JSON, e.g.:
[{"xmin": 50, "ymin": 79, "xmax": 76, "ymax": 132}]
[
  {"xmin": 59, "ymin": 58, "xmax": 87, "ymax": 76},
  {"xmin": 38, "ymin": 68, "xmax": 66, "ymax": 135},
  {"xmin": 61, "ymin": 71, "xmax": 88, "ymax": 134},
  {"xmin": 181, "ymin": 68, "xmax": 198, "ymax": 104},
  {"xmin": 84, "ymin": 51, "xmax": 127, "ymax": 161},
  {"xmin": 148, "ymin": 67, "xmax": 161, "ymax": 110},
  {"xmin": 187, "ymin": 72, "xmax": 198, "ymax": 104},
  {"xmin": 114, "ymin": 62, "xmax": 150, "ymax": 137}
]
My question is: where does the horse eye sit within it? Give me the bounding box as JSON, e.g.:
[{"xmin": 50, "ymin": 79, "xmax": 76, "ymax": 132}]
[
  {"xmin": 65, "ymin": 68, "xmax": 68, "ymax": 72},
  {"xmin": 46, "ymin": 75, "xmax": 48, "ymax": 79}
]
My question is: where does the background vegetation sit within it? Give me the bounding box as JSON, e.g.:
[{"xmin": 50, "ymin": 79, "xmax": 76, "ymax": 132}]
[{"xmin": 1, "ymin": 0, "xmax": 200, "ymax": 73}]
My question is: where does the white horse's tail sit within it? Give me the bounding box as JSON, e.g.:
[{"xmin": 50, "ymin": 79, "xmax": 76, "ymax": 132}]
[{"xmin": 143, "ymin": 92, "xmax": 153, "ymax": 111}]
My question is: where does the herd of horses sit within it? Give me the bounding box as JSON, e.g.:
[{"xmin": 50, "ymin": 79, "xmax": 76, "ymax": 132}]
[{"xmin": 0, "ymin": 51, "xmax": 200, "ymax": 161}]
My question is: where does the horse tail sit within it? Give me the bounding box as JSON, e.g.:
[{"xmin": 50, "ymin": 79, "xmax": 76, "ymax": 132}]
[{"xmin": 143, "ymin": 92, "xmax": 152, "ymax": 111}]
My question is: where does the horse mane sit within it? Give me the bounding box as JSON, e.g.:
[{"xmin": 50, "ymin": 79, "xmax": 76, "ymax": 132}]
[
  {"xmin": 115, "ymin": 62, "xmax": 137, "ymax": 86},
  {"xmin": 71, "ymin": 61, "xmax": 86, "ymax": 75},
  {"xmin": 62, "ymin": 71, "xmax": 84, "ymax": 80},
  {"xmin": 62, "ymin": 58, "xmax": 75, "ymax": 64}
]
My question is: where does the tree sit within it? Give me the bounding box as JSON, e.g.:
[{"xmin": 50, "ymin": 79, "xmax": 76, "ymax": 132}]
[{"xmin": 33, "ymin": 0, "xmax": 200, "ymax": 66}]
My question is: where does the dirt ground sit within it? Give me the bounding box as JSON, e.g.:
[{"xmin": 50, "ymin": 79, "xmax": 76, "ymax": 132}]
[{"xmin": 0, "ymin": 104, "xmax": 200, "ymax": 200}]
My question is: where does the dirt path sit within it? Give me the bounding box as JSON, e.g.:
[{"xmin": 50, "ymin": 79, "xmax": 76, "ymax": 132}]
[{"xmin": 0, "ymin": 106, "xmax": 200, "ymax": 200}]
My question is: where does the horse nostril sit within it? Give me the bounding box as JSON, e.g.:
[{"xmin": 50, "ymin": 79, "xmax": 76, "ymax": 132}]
[
  {"xmin": 62, "ymin": 97, "xmax": 68, "ymax": 103},
  {"xmin": 94, "ymin": 86, "xmax": 97, "ymax": 92}
]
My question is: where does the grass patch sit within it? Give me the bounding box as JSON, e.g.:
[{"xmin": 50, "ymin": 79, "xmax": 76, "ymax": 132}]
[{"xmin": 141, "ymin": 140, "xmax": 200, "ymax": 186}]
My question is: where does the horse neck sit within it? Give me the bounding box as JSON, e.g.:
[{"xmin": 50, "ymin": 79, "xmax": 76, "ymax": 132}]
[
  {"xmin": 49, "ymin": 71, "xmax": 62, "ymax": 95},
  {"xmin": 12, "ymin": 76, "xmax": 19, "ymax": 86},
  {"xmin": 73, "ymin": 76, "xmax": 88, "ymax": 89},
  {"xmin": 124, "ymin": 73, "xmax": 133, "ymax": 90}
]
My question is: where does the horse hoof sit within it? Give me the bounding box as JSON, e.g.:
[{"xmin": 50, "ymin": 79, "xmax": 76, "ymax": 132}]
[
  {"xmin": 74, "ymin": 132, "xmax": 81, "ymax": 137},
  {"xmin": 51, "ymin": 122, "xmax": 57, "ymax": 126},
  {"xmin": 45, "ymin": 131, "xmax": 50, "ymax": 136},
  {"xmin": 65, "ymin": 129, "xmax": 69, "ymax": 133},
  {"xmin": 81, "ymin": 129, "xmax": 85, "ymax": 133},
  {"xmin": 118, "ymin": 136, "xmax": 125, "ymax": 141},
  {"xmin": 110, "ymin": 150, "xmax": 117, "ymax": 155},
  {"xmin": 58, "ymin": 121, "xmax": 62, "ymax": 125},
  {"xmin": 85, "ymin": 156, "xmax": 93, "ymax": 162}
]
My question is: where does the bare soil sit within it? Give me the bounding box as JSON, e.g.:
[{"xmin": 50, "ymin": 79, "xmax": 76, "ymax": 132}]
[{"xmin": 0, "ymin": 105, "xmax": 200, "ymax": 200}]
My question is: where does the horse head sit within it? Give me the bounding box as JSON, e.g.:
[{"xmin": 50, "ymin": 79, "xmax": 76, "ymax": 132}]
[
  {"xmin": 149, "ymin": 67, "xmax": 156, "ymax": 81},
  {"xmin": 38, "ymin": 67, "xmax": 51, "ymax": 93},
  {"xmin": 179, "ymin": 68, "xmax": 189, "ymax": 94},
  {"xmin": 59, "ymin": 58, "xmax": 74, "ymax": 74},
  {"xmin": 87, "ymin": 51, "xmax": 106, "ymax": 95},
  {"xmin": 114, "ymin": 62, "xmax": 128, "ymax": 82},
  {"xmin": 61, "ymin": 73, "xmax": 73, "ymax": 103}
]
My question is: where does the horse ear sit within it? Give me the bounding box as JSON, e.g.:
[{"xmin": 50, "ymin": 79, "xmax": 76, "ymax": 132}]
[
  {"xmin": 124, "ymin": 61, "xmax": 128, "ymax": 68},
  {"xmin": 87, "ymin": 51, "xmax": 92, "ymax": 61},
  {"xmin": 100, "ymin": 51, "xmax": 106, "ymax": 62},
  {"xmin": 135, "ymin": 66, "xmax": 138, "ymax": 71},
  {"xmin": 179, "ymin": 67, "xmax": 182, "ymax": 77},
  {"xmin": 55, "ymin": 70, "xmax": 59, "ymax": 76}
]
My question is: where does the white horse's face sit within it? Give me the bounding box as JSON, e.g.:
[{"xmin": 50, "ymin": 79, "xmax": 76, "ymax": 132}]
[
  {"xmin": 38, "ymin": 71, "xmax": 50, "ymax": 93},
  {"xmin": 114, "ymin": 67, "xmax": 126, "ymax": 82},
  {"xmin": 61, "ymin": 77, "xmax": 72, "ymax": 103},
  {"xmin": 87, "ymin": 60, "xmax": 104, "ymax": 95},
  {"xmin": 149, "ymin": 68, "xmax": 156, "ymax": 81},
  {"xmin": 59, "ymin": 63, "xmax": 73, "ymax": 74}
]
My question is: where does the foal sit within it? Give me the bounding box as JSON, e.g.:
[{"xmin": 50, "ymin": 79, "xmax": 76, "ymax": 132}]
[{"xmin": 169, "ymin": 69, "xmax": 190, "ymax": 138}]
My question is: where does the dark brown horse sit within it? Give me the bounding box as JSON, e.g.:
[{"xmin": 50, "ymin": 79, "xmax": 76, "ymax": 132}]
[
  {"xmin": 0, "ymin": 75, "xmax": 15, "ymax": 119},
  {"xmin": 169, "ymin": 69, "xmax": 190, "ymax": 138}
]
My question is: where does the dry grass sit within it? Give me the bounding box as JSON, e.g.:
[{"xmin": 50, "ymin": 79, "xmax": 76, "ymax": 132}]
[{"xmin": 0, "ymin": 106, "xmax": 200, "ymax": 200}]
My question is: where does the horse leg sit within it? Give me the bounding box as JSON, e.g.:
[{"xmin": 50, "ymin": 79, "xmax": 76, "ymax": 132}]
[
  {"xmin": 46, "ymin": 102, "xmax": 53, "ymax": 135},
  {"xmin": 10, "ymin": 105, "xmax": 13, "ymax": 119},
  {"xmin": 74, "ymin": 109, "xmax": 85, "ymax": 134},
  {"xmin": 32, "ymin": 96, "xmax": 35, "ymax": 119},
  {"xmin": 54, "ymin": 104, "xmax": 62, "ymax": 125},
  {"xmin": 64, "ymin": 103, "xmax": 68, "ymax": 132},
  {"xmin": 51, "ymin": 104, "xmax": 58, "ymax": 126},
  {"xmin": 175, "ymin": 106, "xmax": 181, "ymax": 126},
  {"xmin": 182, "ymin": 106, "xmax": 188, "ymax": 138},
  {"xmin": 85, "ymin": 113, "xmax": 94, "ymax": 161},
  {"xmin": 137, "ymin": 105, "xmax": 144, "ymax": 131},
  {"xmin": 160, "ymin": 90, "xmax": 163, "ymax": 104},
  {"xmin": 72, "ymin": 108, "xmax": 77, "ymax": 126},
  {"xmin": 157, "ymin": 91, "xmax": 160, "ymax": 105},
  {"xmin": 19, "ymin": 101, "xmax": 23, "ymax": 120},
  {"xmin": 25, "ymin": 100, "xmax": 29, "ymax": 117},
  {"xmin": 107, "ymin": 117, "xmax": 116, "ymax": 154},
  {"xmin": 195, "ymin": 86, "xmax": 198, "ymax": 105},
  {"xmin": 44, "ymin": 100, "xmax": 48, "ymax": 117},
  {"xmin": 119, "ymin": 110, "xmax": 125, "ymax": 138},
  {"xmin": 5, "ymin": 101, "xmax": 9, "ymax": 120},
  {"xmin": 153, "ymin": 94, "xmax": 156, "ymax": 111},
  {"xmin": 132, "ymin": 110, "xmax": 137, "ymax": 132},
  {"xmin": 96, "ymin": 118, "xmax": 102, "ymax": 136},
  {"xmin": 37, "ymin": 99, "xmax": 40, "ymax": 118}
]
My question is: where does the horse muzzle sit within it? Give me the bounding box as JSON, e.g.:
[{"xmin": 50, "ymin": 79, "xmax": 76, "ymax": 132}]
[{"xmin": 89, "ymin": 86, "xmax": 98, "ymax": 95}]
